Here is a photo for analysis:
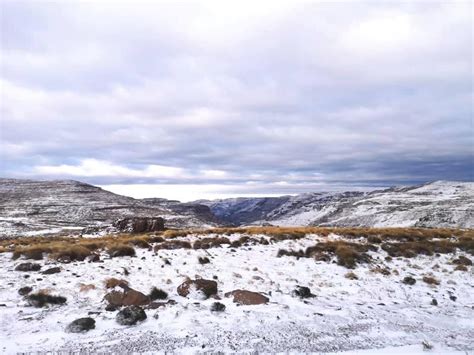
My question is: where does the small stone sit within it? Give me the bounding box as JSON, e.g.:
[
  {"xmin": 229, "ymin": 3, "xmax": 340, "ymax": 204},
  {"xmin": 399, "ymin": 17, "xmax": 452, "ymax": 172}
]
[
  {"xmin": 18, "ymin": 286, "xmax": 33, "ymax": 296},
  {"xmin": 431, "ymin": 298, "xmax": 438, "ymax": 306}
]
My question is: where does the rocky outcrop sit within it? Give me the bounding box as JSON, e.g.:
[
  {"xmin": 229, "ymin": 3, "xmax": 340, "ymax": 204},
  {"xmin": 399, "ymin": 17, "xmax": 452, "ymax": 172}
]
[{"xmin": 113, "ymin": 217, "xmax": 165, "ymax": 233}]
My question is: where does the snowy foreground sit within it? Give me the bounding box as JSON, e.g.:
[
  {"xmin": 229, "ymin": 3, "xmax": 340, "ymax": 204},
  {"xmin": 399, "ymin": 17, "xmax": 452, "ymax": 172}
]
[{"xmin": 0, "ymin": 233, "xmax": 473, "ymax": 354}]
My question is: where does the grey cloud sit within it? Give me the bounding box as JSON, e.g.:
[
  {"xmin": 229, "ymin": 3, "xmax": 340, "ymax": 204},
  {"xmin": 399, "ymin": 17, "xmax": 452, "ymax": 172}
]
[{"xmin": 1, "ymin": 1, "xmax": 472, "ymax": 196}]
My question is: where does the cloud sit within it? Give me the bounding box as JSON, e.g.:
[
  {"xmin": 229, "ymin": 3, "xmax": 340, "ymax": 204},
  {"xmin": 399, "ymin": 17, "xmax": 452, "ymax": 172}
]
[{"xmin": 1, "ymin": 1, "xmax": 472, "ymax": 198}]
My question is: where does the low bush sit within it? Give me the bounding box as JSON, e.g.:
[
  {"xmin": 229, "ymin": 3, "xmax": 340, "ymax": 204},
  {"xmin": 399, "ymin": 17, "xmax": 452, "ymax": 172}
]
[
  {"xmin": 344, "ymin": 272, "xmax": 358, "ymax": 280},
  {"xmin": 107, "ymin": 244, "xmax": 136, "ymax": 257}
]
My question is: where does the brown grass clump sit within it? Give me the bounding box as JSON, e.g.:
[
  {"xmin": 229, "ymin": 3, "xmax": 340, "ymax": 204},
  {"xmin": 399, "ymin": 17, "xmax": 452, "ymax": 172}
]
[
  {"xmin": 79, "ymin": 284, "xmax": 96, "ymax": 292},
  {"xmin": 13, "ymin": 246, "xmax": 52, "ymax": 260},
  {"xmin": 149, "ymin": 235, "xmax": 165, "ymax": 243},
  {"xmin": 454, "ymin": 265, "xmax": 468, "ymax": 272},
  {"xmin": 452, "ymin": 255, "xmax": 472, "ymax": 266},
  {"xmin": 107, "ymin": 244, "xmax": 136, "ymax": 257},
  {"xmin": 128, "ymin": 237, "xmax": 151, "ymax": 249},
  {"xmin": 277, "ymin": 249, "xmax": 305, "ymax": 258},
  {"xmin": 370, "ymin": 266, "xmax": 391, "ymax": 276},
  {"xmin": 49, "ymin": 245, "xmax": 91, "ymax": 262},
  {"xmin": 306, "ymin": 241, "xmax": 374, "ymax": 269},
  {"xmin": 193, "ymin": 237, "xmax": 230, "ymax": 249},
  {"xmin": 154, "ymin": 240, "xmax": 192, "ymax": 251},
  {"xmin": 105, "ymin": 278, "xmax": 129, "ymax": 289},
  {"xmin": 345, "ymin": 272, "xmax": 359, "ymax": 280},
  {"xmin": 422, "ymin": 275, "xmax": 440, "ymax": 285}
]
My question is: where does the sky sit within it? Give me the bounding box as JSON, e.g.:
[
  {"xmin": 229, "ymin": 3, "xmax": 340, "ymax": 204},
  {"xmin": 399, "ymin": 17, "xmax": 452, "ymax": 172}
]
[{"xmin": 1, "ymin": 1, "xmax": 473, "ymax": 201}]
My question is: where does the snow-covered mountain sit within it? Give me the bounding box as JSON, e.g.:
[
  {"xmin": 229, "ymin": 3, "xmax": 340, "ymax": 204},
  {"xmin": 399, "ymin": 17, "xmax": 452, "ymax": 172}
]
[
  {"xmin": 1, "ymin": 179, "xmax": 472, "ymax": 237},
  {"xmin": 200, "ymin": 181, "xmax": 474, "ymax": 228},
  {"xmin": 0, "ymin": 179, "xmax": 219, "ymax": 237}
]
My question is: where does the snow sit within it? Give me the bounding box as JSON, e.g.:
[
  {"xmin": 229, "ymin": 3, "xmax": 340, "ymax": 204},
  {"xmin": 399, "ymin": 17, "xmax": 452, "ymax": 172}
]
[{"xmin": 0, "ymin": 232, "xmax": 472, "ymax": 353}]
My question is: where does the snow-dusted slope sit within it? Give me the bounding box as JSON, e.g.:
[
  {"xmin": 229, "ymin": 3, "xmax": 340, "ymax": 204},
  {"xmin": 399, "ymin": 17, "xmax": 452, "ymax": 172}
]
[
  {"xmin": 203, "ymin": 182, "xmax": 474, "ymax": 228},
  {"xmin": 0, "ymin": 179, "xmax": 219, "ymax": 237}
]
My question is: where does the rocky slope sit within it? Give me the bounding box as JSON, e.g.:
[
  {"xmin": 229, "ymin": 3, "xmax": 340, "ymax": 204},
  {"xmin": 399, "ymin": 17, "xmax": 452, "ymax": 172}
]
[
  {"xmin": 0, "ymin": 179, "xmax": 219, "ymax": 237},
  {"xmin": 200, "ymin": 181, "xmax": 474, "ymax": 228}
]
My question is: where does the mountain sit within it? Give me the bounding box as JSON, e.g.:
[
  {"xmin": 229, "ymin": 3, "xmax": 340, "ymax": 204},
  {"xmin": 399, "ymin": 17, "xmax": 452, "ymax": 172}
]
[
  {"xmin": 199, "ymin": 181, "xmax": 474, "ymax": 228},
  {"xmin": 1, "ymin": 179, "xmax": 472, "ymax": 237},
  {"xmin": 0, "ymin": 179, "xmax": 219, "ymax": 237}
]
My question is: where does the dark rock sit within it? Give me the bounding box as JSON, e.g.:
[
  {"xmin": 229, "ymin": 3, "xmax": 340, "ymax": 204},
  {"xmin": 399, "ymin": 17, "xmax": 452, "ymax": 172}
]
[
  {"xmin": 66, "ymin": 317, "xmax": 96, "ymax": 333},
  {"xmin": 149, "ymin": 287, "xmax": 168, "ymax": 300},
  {"xmin": 177, "ymin": 279, "xmax": 218, "ymax": 299},
  {"xmin": 431, "ymin": 298, "xmax": 438, "ymax": 306},
  {"xmin": 225, "ymin": 290, "xmax": 269, "ymax": 305},
  {"xmin": 113, "ymin": 217, "xmax": 165, "ymax": 233},
  {"xmin": 210, "ymin": 302, "xmax": 226, "ymax": 312},
  {"xmin": 42, "ymin": 267, "xmax": 61, "ymax": 275},
  {"xmin": 402, "ymin": 276, "xmax": 416, "ymax": 285},
  {"xmin": 292, "ymin": 286, "xmax": 315, "ymax": 298},
  {"xmin": 18, "ymin": 286, "xmax": 33, "ymax": 296},
  {"xmin": 27, "ymin": 293, "xmax": 67, "ymax": 307},
  {"xmin": 116, "ymin": 306, "xmax": 147, "ymax": 325},
  {"xmin": 452, "ymin": 256, "xmax": 472, "ymax": 266},
  {"xmin": 15, "ymin": 263, "xmax": 41, "ymax": 272},
  {"xmin": 198, "ymin": 256, "xmax": 210, "ymax": 264},
  {"xmin": 105, "ymin": 304, "xmax": 118, "ymax": 312},
  {"xmin": 450, "ymin": 295, "xmax": 457, "ymax": 302},
  {"xmin": 87, "ymin": 254, "xmax": 101, "ymax": 263}
]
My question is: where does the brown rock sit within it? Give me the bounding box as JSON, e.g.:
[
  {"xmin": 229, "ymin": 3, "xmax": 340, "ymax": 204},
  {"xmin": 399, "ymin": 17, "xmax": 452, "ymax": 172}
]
[
  {"xmin": 177, "ymin": 279, "xmax": 217, "ymax": 299},
  {"xmin": 105, "ymin": 288, "xmax": 150, "ymax": 306},
  {"xmin": 225, "ymin": 289, "xmax": 269, "ymax": 305}
]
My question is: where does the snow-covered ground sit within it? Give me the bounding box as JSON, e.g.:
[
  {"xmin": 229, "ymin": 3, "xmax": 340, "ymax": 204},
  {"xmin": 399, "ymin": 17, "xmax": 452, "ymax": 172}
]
[{"xmin": 0, "ymin": 233, "xmax": 472, "ymax": 353}]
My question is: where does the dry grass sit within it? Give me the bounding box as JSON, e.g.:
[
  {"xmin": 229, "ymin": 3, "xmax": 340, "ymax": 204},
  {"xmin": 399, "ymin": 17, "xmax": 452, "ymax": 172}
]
[
  {"xmin": 107, "ymin": 244, "xmax": 135, "ymax": 257},
  {"xmin": 422, "ymin": 275, "xmax": 440, "ymax": 285},
  {"xmin": 2, "ymin": 227, "xmax": 472, "ymax": 264},
  {"xmin": 104, "ymin": 278, "xmax": 129, "ymax": 289}
]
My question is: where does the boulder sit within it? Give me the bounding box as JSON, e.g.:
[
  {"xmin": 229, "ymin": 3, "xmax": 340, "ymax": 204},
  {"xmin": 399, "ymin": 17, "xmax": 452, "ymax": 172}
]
[
  {"xmin": 105, "ymin": 288, "xmax": 150, "ymax": 307},
  {"xmin": 66, "ymin": 317, "xmax": 96, "ymax": 333},
  {"xmin": 42, "ymin": 267, "xmax": 61, "ymax": 275},
  {"xmin": 402, "ymin": 276, "xmax": 416, "ymax": 285},
  {"xmin": 177, "ymin": 279, "xmax": 217, "ymax": 299},
  {"xmin": 15, "ymin": 263, "xmax": 41, "ymax": 272},
  {"xmin": 113, "ymin": 217, "xmax": 165, "ymax": 233},
  {"xmin": 116, "ymin": 306, "xmax": 147, "ymax": 325},
  {"xmin": 225, "ymin": 290, "xmax": 269, "ymax": 305}
]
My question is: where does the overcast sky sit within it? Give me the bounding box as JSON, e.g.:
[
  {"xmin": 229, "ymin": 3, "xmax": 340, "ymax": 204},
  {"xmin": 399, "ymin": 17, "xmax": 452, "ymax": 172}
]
[{"xmin": 1, "ymin": 1, "xmax": 472, "ymax": 201}]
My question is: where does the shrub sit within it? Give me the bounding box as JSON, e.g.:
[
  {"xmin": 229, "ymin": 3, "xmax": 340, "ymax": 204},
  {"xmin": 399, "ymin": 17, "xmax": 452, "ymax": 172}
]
[
  {"xmin": 149, "ymin": 236, "xmax": 165, "ymax": 243},
  {"xmin": 370, "ymin": 266, "xmax": 391, "ymax": 276},
  {"xmin": 422, "ymin": 276, "xmax": 440, "ymax": 285},
  {"xmin": 367, "ymin": 236, "xmax": 382, "ymax": 244},
  {"xmin": 108, "ymin": 244, "xmax": 136, "ymax": 257},
  {"xmin": 277, "ymin": 249, "xmax": 305, "ymax": 258},
  {"xmin": 149, "ymin": 287, "xmax": 168, "ymax": 300}
]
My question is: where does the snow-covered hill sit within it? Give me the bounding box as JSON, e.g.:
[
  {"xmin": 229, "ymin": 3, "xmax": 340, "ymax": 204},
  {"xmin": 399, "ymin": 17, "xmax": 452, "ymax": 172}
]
[
  {"xmin": 0, "ymin": 179, "xmax": 219, "ymax": 237},
  {"xmin": 201, "ymin": 181, "xmax": 474, "ymax": 228}
]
